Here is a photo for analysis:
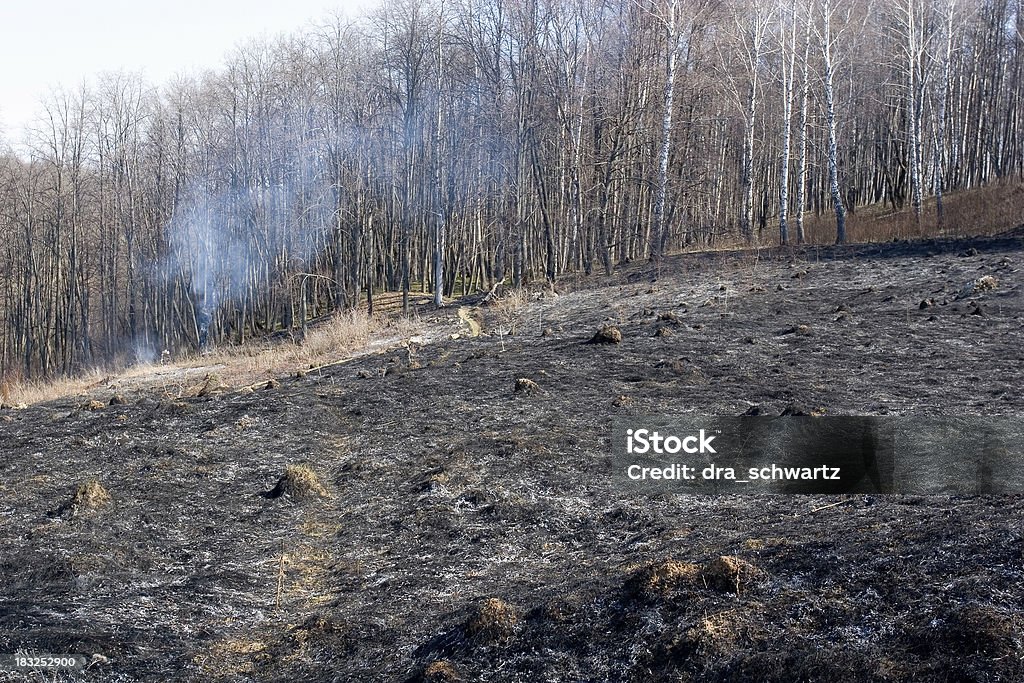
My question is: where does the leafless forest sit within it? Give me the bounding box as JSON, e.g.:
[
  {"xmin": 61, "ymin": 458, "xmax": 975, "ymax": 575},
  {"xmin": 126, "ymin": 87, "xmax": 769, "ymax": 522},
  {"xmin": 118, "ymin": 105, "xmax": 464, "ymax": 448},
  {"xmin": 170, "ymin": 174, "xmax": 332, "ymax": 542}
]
[{"xmin": 1, "ymin": 0, "xmax": 1022, "ymax": 379}]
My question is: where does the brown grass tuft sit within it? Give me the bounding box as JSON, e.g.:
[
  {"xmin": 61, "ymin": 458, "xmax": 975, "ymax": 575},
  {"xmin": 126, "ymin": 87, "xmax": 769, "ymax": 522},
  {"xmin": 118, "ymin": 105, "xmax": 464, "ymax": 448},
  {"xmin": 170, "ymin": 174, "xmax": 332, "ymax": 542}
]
[
  {"xmin": 72, "ymin": 480, "xmax": 112, "ymax": 511},
  {"xmin": 466, "ymin": 597, "xmax": 518, "ymax": 644},
  {"xmin": 422, "ymin": 659, "xmax": 460, "ymax": 682},
  {"xmin": 513, "ymin": 378, "xmax": 541, "ymax": 395},
  {"xmin": 703, "ymin": 555, "xmax": 766, "ymax": 594},
  {"xmin": 196, "ymin": 373, "xmax": 228, "ymax": 397},
  {"xmin": 265, "ymin": 464, "xmax": 330, "ymax": 500},
  {"xmin": 626, "ymin": 559, "xmax": 702, "ymax": 599},
  {"xmin": 589, "ymin": 324, "xmax": 622, "ymax": 344}
]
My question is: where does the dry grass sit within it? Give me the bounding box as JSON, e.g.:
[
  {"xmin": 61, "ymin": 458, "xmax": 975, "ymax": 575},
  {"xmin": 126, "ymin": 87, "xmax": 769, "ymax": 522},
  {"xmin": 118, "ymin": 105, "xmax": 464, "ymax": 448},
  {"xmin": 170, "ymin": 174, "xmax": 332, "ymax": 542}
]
[
  {"xmin": 1, "ymin": 309, "xmax": 426, "ymax": 407},
  {"xmin": 1, "ymin": 368, "xmax": 110, "ymax": 408},
  {"xmin": 466, "ymin": 597, "xmax": 518, "ymax": 644},
  {"xmin": 490, "ymin": 287, "xmax": 530, "ymax": 348},
  {"xmin": 189, "ymin": 309, "xmax": 381, "ymax": 379},
  {"xmin": 703, "ymin": 555, "xmax": 766, "ymax": 595},
  {"xmin": 626, "ymin": 559, "xmax": 702, "ymax": 599},
  {"xmin": 71, "ymin": 480, "xmax": 112, "ymax": 511},
  {"xmin": 798, "ymin": 181, "xmax": 1023, "ymax": 245},
  {"xmin": 422, "ymin": 659, "xmax": 460, "ymax": 682},
  {"xmin": 689, "ymin": 181, "xmax": 1023, "ymax": 251},
  {"xmin": 266, "ymin": 464, "xmax": 330, "ymax": 500}
]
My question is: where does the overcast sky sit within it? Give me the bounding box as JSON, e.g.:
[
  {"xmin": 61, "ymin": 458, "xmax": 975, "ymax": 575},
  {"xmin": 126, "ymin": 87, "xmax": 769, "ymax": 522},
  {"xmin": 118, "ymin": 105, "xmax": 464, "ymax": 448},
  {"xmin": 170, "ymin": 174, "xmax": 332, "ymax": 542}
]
[{"xmin": 0, "ymin": 0, "xmax": 378, "ymax": 144}]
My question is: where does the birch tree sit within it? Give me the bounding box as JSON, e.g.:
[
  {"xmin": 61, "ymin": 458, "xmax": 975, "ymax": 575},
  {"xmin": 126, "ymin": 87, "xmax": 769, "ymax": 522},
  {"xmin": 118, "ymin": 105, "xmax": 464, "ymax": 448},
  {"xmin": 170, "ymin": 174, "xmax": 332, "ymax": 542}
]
[{"xmin": 816, "ymin": 0, "xmax": 848, "ymax": 244}]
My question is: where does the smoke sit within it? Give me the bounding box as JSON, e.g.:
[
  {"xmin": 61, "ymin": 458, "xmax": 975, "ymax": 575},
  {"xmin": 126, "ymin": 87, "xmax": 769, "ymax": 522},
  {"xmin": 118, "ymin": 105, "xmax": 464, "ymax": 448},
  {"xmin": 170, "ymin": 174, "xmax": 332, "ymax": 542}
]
[
  {"xmin": 133, "ymin": 339, "xmax": 159, "ymax": 365},
  {"xmin": 156, "ymin": 156, "xmax": 334, "ymax": 351}
]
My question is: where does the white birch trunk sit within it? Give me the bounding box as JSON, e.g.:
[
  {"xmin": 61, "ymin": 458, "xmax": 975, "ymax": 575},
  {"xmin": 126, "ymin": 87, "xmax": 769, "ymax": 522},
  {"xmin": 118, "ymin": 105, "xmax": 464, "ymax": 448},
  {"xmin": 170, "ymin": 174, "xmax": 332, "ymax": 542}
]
[
  {"xmin": 795, "ymin": 0, "xmax": 812, "ymax": 244},
  {"xmin": 778, "ymin": 0, "xmax": 799, "ymax": 245},
  {"xmin": 652, "ymin": 0, "xmax": 678, "ymax": 261},
  {"xmin": 820, "ymin": 0, "xmax": 847, "ymax": 243},
  {"xmin": 904, "ymin": 0, "xmax": 924, "ymax": 229}
]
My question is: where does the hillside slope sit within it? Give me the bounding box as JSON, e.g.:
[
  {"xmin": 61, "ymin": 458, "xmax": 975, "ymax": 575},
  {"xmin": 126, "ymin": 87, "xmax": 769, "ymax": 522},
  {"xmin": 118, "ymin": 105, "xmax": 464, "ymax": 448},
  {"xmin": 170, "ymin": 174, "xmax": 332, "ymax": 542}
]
[{"xmin": 1, "ymin": 235, "xmax": 1023, "ymax": 682}]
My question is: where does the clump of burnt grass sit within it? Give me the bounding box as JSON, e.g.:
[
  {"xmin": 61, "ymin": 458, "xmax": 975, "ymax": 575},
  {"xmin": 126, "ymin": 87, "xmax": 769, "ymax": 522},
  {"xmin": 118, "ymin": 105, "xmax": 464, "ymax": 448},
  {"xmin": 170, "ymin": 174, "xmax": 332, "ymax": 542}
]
[
  {"xmin": 513, "ymin": 378, "xmax": 542, "ymax": 395},
  {"xmin": 466, "ymin": 598, "xmax": 518, "ymax": 644},
  {"xmin": 73, "ymin": 480, "xmax": 112, "ymax": 510},
  {"xmin": 703, "ymin": 555, "xmax": 768, "ymax": 594},
  {"xmin": 624, "ymin": 559, "xmax": 701, "ymax": 600},
  {"xmin": 264, "ymin": 464, "xmax": 330, "ymax": 500},
  {"xmin": 624, "ymin": 555, "xmax": 766, "ymax": 600},
  {"xmin": 50, "ymin": 479, "xmax": 112, "ymax": 518},
  {"xmin": 420, "ymin": 659, "xmax": 460, "ymax": 682},
  {"xmin": 588, "ymin": 324, "xmax": 622, "ymax": 344}
]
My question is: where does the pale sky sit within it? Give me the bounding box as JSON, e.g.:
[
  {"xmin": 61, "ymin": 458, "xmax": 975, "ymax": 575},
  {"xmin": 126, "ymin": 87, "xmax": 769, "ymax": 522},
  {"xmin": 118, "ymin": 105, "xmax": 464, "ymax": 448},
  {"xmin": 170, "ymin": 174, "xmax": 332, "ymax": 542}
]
[{"xmin": 0, "ymin": 0, "xmax": 379, "ymax": 144}]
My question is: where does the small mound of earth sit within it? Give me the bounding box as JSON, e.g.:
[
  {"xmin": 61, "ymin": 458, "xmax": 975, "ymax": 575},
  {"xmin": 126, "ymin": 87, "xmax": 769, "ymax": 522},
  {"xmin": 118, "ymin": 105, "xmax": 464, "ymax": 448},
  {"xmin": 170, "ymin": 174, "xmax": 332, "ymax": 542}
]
[
  {"xmin": 656, "ymin": 359, "xmax": 706, "ymax": 383},
  {"xmin": 780, "ymin": 403, "xmax": 823, "ymax": 416},
  {"xmin": 264, "ymin": 464, "xmax": 329, "ymax": 500},
  {"xmin": 74, "ymin": 480, "xmax": 112, "ymax": 510},
  {"xmin": 657, "ymin": 311, "xmax": 681, "ymax": 324}
]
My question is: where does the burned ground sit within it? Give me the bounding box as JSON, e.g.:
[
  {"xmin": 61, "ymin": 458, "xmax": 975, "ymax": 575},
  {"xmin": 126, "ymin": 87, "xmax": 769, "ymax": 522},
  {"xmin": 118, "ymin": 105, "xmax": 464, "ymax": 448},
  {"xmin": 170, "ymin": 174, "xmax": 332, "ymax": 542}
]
[{"xmin": 1, "ymin": 236, "xmax": 1023, "ymax": 682}]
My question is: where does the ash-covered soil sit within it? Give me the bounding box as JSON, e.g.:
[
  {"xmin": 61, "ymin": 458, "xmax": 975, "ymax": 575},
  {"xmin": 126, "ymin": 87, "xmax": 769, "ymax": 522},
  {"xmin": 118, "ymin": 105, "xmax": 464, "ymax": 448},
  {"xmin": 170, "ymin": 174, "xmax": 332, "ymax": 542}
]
[{"xmin": 2, "ymin": 236, "xmax": 1023, "ymax": 682}]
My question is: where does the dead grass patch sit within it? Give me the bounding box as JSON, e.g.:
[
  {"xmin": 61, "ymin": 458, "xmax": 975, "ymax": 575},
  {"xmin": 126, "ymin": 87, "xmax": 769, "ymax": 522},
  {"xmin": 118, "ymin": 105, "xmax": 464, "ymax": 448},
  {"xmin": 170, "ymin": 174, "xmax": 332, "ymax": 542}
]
[
  {"xmin": 52, "ymin": 480, "xmax": 112, "ymax": 518},
  {"xmin": 73, "ymin": 480, "xmax": 112, "ymax": 510},
  {"xmin": 3, "ymin": 368, "xmax": 108, "ymax": 408},
  {"xmin": 466, "ymin": 598, "xmax": 518, "ymax": 644},
  {"xmin": 2, "ymin": 309, "xmax": 426, "ymax": 407},
  {"xmin": 513, "ymin": 378, "xmax": 542, "ymax": 395},
  {"xmin": 626, "ymin": 559, "xmax": 702, "ymax": 600},
  {"xmin": 703, "ymin": 555, "xmax": 767, "ymax": 594},
  {"xmin": 193, "ymin": 638, "xmax": 269, "ymax": 677},
  {"xmin": 792, "ymin": 182, "xmax": 1024, "ymax": 244},
  {"xmin": 589, "ymin": 324, "xmax": 622, "ymax": 344},
  {"xmin": 265, "ymin": 464, "xmax": 330, "ymax": 500},
  {"xmin": 422, "ymin": 660, "xmax": 460, "ymax": 682}
]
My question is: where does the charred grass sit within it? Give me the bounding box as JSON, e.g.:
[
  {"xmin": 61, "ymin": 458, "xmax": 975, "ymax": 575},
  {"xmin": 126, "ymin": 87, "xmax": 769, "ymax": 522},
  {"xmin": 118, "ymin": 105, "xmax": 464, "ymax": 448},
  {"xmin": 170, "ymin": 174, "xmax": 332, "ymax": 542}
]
[{"xmin": 1, "ymin": 235, "xmax": 1023, "ymax": 681}]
